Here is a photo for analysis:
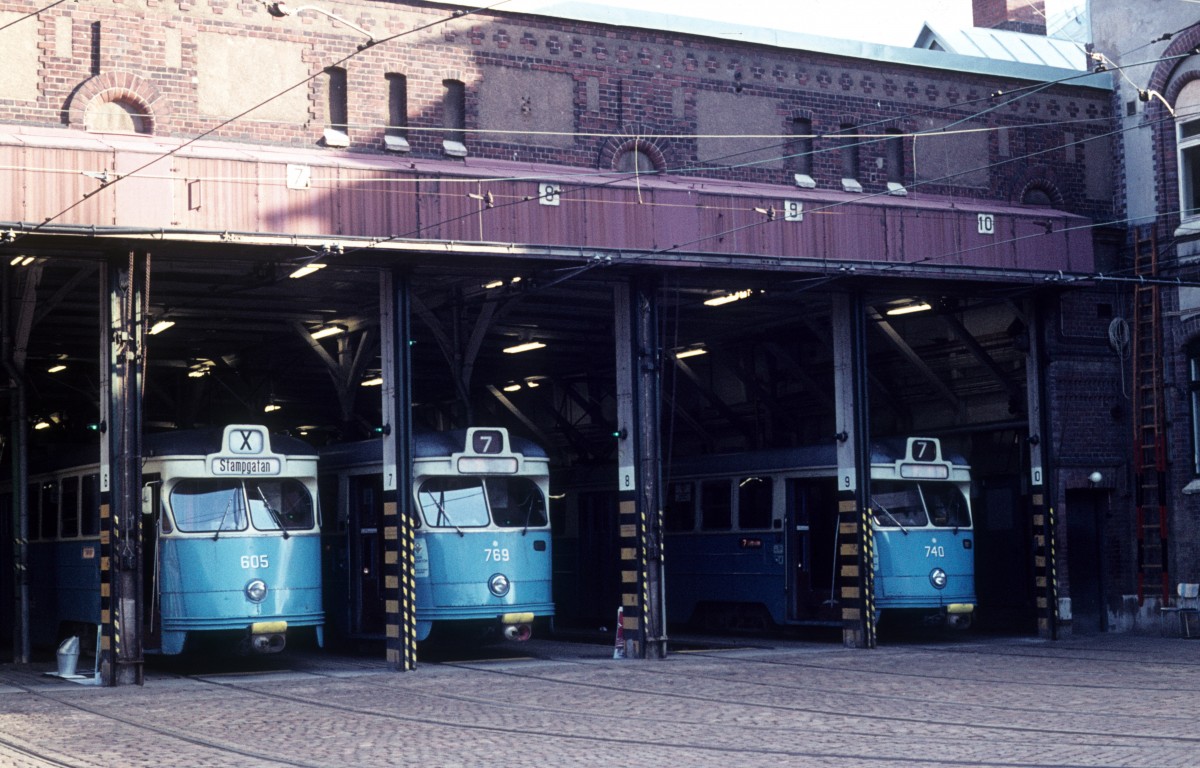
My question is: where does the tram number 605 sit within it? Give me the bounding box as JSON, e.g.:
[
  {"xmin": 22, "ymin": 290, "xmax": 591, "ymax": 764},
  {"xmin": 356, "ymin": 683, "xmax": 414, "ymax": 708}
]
[
  {"xmin": 485, "ymin": 547, "xmax": 510, "ymax": 562},
  {"xmin": 924, "ymin": 545, "xmax": 945, "ymax": 558},
  {"xmin": 240, "ymin": 555, "xmax": 269, "ymax": 569}
]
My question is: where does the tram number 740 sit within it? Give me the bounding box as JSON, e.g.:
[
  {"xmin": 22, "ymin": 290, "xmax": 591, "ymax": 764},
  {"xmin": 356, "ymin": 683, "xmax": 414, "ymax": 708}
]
[{"xmin": 924, "ymin": 545, "xmax": 945, "ymax": 558}]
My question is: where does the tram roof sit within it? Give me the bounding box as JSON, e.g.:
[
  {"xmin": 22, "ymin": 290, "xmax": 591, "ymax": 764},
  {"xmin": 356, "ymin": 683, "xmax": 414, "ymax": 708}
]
[{"xmin": 319, "ymin": 430, "xmax": 549, "ymax": 469}]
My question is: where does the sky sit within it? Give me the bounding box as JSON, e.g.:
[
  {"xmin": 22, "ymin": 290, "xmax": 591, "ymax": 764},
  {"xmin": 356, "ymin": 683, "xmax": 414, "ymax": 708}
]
[{"xmin": 473, "ymin": 0, "xmax": 1079, "ymax": 47}]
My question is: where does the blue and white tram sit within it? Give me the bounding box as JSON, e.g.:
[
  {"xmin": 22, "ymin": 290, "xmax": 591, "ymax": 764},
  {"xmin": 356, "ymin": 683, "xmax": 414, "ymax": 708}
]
[
  {"xmin": 662, "ymin": 436, "xmax": 975, "ymax": 631},
  {"xmin": 319, "ymin": 427, "xmax": 554, "ymax": 644},
  {"xmin": 7, "ymin": 425, "xmax": 324, "ymax": 655}
]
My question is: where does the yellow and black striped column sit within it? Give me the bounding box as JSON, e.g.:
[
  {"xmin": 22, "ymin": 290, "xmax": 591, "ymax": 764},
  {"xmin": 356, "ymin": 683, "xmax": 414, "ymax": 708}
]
[
  {"xmin": 381, "ymin": 269, "xmax": 417, "ymax": 670},
  {"xmin": 613, "ymin": 280, "xmax": 666, "ymax": 659}
]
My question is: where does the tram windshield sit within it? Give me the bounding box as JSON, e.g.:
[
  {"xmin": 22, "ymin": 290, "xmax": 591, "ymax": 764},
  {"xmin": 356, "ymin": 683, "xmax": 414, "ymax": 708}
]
[
  {"xmin": 417, "ymin": 476, "xmax": 548, "ymax": 529},
  {"xmin": 169, "ymin": 478, "xmax": 315, "ymax": 533},
  {"xmin": 870, "ymin": 481, "xmax": 970, "ymax": 529}
]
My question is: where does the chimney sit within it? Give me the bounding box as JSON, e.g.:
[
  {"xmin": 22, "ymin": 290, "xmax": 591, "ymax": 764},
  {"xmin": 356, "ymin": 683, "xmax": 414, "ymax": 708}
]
[{"xmin": 972, "ymin": 0, "xmax": 1046, "ymax": 35}]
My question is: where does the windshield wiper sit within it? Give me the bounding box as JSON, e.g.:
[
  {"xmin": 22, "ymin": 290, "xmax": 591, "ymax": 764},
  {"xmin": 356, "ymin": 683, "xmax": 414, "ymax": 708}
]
[
  {"xmin": 257, "ymin": 486, "xmax": 289, "ymax": 539},
  {"xmin": 423, "ymin": 491, "xmax": 464, "ymax": 537},
  {"xmin": 872, "ymin": 501, "xmax": 909, "ymax": 535},
  {"xmin": 213, "ymin": 498, "xmax": 232, "ymax": 541}
]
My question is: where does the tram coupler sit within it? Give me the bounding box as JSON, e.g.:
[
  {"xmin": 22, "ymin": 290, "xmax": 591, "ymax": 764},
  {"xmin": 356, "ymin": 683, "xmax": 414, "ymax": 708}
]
[
  {"xmin": 501, "ymin": 612, "xmax": 534, "ymax": 641},
  {"xmin": 249, "ymin": 620, "xmax": 288, "ymax": 653}
]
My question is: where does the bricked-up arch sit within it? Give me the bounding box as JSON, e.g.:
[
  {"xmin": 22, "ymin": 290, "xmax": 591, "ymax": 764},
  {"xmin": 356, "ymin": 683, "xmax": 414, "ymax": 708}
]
[
  {"xmin": 598, "ymin": 126, "xmax": 667, "ymax": 172},
  {"xmin": 68, "ymin": 73, "xmax": 162, "ymax": 134}
]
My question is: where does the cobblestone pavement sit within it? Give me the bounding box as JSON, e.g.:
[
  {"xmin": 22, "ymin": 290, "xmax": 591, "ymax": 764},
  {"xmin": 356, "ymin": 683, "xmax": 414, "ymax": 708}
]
[{"xmin": 0, "ymin": 631, "xmax": 1197, "ymax": 767}]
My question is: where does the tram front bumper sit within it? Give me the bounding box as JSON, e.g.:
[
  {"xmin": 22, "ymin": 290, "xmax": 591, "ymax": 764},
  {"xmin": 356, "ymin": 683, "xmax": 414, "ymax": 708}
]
[{"xmin": 250, "ymin": 620, "xmax": 287, "ymax": 653}]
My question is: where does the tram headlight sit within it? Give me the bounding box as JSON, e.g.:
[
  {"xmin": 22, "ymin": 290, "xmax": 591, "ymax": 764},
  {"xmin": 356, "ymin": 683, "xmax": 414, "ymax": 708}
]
[
  {"xmin": 488, "ymin": 573, "xmax": 511, "ymax": 597},
  {"xmin": 245, "ymin": 578, "xmax": 268, "ymax": 603},
  {"xmin": 929, "ymin": 568, "xmax": 948, "ymax": 590}
]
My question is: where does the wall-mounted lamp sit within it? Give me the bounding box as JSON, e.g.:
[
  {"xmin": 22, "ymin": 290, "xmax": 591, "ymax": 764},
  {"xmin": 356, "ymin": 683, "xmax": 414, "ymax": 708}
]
[
  {"xmin": 266, "ymin": 2, "xmax": 375, "ymax": 43},
  {"xmin": 1088, "ymin": 471, "xmax": 1103, "ymax": 486}
]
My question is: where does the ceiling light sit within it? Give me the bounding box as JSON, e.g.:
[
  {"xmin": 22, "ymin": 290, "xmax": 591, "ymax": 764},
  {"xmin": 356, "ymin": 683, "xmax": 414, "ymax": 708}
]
[
  {"xmin": 483, "ymin": 279, "xmax": 504, "ymax": 289},
  {"xmin": 886, "ymin": 301, "xmax": 932, "ymax": 316},
  {"xmin": 503, "ymin": 340, "xmax": 545, "ymax": 354},
  {"xmin": 704, "ymin": 289, "xmax": 753, "ymax": 307},
  {"xmin": 289, "ymin": 262, "xmax": 327, "ymax": 279},
  {"xmin": 47, "ymin": 364, "xmax": 67, "ymax": 373},
  {"xmin": 674, "ymin": 345, "xmax": 708, "ymax": 360},
  {"xmin": 503, "ymin": 383, "xmax": 522, "ymax": 392},
  {"xmin": 524, "ymin": 378, "xmax": 541, "ymax": 388},
  {"xmin": 264, "ymin": 403, "xmax": 281, "ymax": 413},
  {"xmin": 10, "ymin": 255, "xmax": 34, "ymax": 267},
  {"xmin": 33, "ymin": 419, "xmax": 50, "ymax": 430},
  {"xmin": 149, "ymin": 319, "xmax": 175, "ymax": 335},
  {"xmin": 361, "ymin": 376, "xmax": 383, "ymax": 387},
  {"xmin": 311, "ymin": 324, "xmax": 346, "ymax": 340}
]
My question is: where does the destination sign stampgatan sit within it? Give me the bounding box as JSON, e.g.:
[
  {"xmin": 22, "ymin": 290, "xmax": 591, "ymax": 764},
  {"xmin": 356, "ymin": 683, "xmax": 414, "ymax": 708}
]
[{"xmin": 210, "ymin": 457, "xmax": 282, "ymax": 476}]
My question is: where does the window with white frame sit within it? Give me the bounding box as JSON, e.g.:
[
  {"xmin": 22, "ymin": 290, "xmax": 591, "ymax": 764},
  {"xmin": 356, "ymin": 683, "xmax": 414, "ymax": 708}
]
[{"xmin": 1175, "ymin": 82, "xmax": 1200, "ymax": 233}]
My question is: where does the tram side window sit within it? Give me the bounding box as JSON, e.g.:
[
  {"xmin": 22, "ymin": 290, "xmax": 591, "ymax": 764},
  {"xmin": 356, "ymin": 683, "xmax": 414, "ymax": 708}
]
[
  {"xmin": 700, "ymin": 480, "xmax": 732, "ymax": 531},
  {"xmin": 27, "ymin": 483, "xmax": 40, "ymax": 540},
  {"xmin": 60, "ymin": 476, "xmax": 79, "ymax": 539},
  {"xmin": 486, "ymin": 478, "xmax": 548, "ymax": 528},
  {"xmin": 246, "ymin": 479, "xmax": 315, "ymax": 531},
  {"xmin": 40, "ymin": 480, "xmax": 58, "ymax": 540},
  {"xmin": 170, "ymin": 479, "xmax": 248, "ymax": 533},
  {"xmin": 738, "ymin": 476, "xmax": 773, "ymax": 530},
  {"xmin": 81, "ymin": 474, "xmax": 100, "ymax": 537},
  {"xmin": 665, "ymin": 481, "xmax": 695, "ymax": 532}
]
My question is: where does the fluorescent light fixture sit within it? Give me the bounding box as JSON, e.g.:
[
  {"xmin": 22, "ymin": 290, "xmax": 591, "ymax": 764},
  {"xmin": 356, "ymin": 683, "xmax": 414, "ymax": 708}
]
[
  {"xmin": 674, "ymin": 345, "xmax": 708, "ymax": 360},
  {"xmin": 187, "ymin": 369, "xmax": 207, "ymax": 378},
  {"xmin": 10, "ymin": 255, "xmax": 35, "ymax": 267},
  {"xmin": 149, "ymin": 319, "xmax": 175, "ymax": 335},
  {"xmin": 503, "ymin": 383, "xmax": 522, "ymax": 392},
  {"xmin": 311, "ymin": 324, "xmax": 346, "ymax": 340},
  {"xmin": 264, "ymin": 403, "xmax": 281, "ymax": 413},
  {"xmin": 361, "ymin": 376, "xmax": 383, "ymax": 387},
  {"xmin": 886, "ymin": 302, "xmax": 932, "ymax": 316},
  {"xmin": 33, "ymin": 420, "xmax": 50, "ymax": 430},
  {"xmin": 483, "ymin": 279, "xmax": 504, "ymax": 289},
  {"xmin": 47, "ymin": 364, "xmax": 67, "ymax": 373},
  {"xmin": 704, "ymin": 289, "xmax": 753, "ymax": 307},
  {"xmin": 503, "ymin": 340, "xmax": 545, "ymax": 354},
  {"xmin": 289, "ymin": 262, "xmax": 327, "ymax": 279}
]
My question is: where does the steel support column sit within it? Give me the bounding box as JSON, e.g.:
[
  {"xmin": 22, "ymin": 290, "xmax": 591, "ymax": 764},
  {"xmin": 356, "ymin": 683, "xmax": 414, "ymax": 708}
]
[
  {"xmin": 613, "ymin": 280, "xmax": 666, "ymax": 659},
  {"xmin": 1024, "ymin": 299, "xmax": 1058, "ymax": 639},
  {"xmin": 832, "ymin": 292, "xmax": 875, "ymax": 649},
  {"xmin": 380, "ymin": 269, "xmax": 417, "ymax": 670},
  {"xmin": 2, "ymin": 268, "xmax": 29, "ymax": 664},
  {"xmin": 100, "ymin": 251, "xmax": 145, "ymax": 686}
]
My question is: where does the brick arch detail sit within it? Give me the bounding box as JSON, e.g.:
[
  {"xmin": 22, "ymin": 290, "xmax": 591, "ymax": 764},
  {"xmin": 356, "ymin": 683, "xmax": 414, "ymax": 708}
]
[
  {"xmin": 1013, "ymin": 172, "xmax": 1065, "ymax": 207},
  {"xmin": 597, "ymin": 125, "xmax": 668, "ymax": 171},
  {"xmin": 67, "ymin": 72, "xmax": 164, "ymax": 132}
]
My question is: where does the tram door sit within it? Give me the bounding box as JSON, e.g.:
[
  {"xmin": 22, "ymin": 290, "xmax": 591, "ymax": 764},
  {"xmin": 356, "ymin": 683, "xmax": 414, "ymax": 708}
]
[
  {"xmin": 141, "ymin": 474, "xmax": 162, "ymax": 650},
  {"xmin": 348, "ymin": 473, "xmax": 385, "ymax": 635},
  {"xmin": 786, "ymin": 478, "xmax": 838, "ymax": 621}
]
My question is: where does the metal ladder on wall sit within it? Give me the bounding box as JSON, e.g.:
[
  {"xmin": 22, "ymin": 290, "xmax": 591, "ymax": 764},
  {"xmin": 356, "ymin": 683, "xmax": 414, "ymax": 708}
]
[{"xmin": 1131, "ymin": 225, "xmax": 1170, "ymax": 605}]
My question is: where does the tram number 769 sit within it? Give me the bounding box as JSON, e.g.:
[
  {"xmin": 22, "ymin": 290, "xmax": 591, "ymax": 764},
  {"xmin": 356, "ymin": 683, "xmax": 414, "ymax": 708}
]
[
  {"xmin": 485, "ymin": 547, "xmax": 511, "ymax": 562},
  {"xmin": 924, "ymin": 545, "xmax": 945, "ymax": 558}
]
